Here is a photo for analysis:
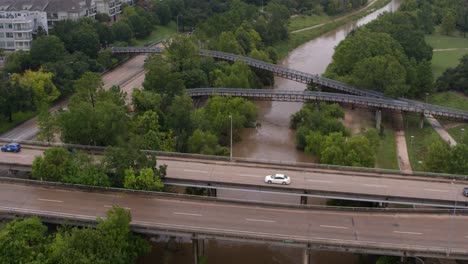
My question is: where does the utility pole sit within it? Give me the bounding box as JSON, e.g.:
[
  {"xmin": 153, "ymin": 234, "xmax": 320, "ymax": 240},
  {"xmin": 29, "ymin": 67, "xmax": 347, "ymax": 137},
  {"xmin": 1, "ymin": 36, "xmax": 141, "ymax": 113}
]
[{"xmin": 229, "ymin": 114, "xmax": 233, "ymax": 161}]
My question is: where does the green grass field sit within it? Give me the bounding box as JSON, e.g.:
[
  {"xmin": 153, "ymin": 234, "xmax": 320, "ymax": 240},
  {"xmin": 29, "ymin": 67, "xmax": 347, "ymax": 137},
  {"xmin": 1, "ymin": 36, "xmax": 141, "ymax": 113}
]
[
  {"xmin": 0, "ymin": 111, "xmax": 36, "ymax": 134},
  {"xmin": 425, "ymin": 32, "xmax": 468, "ymax": 49},
  {"xmin": 288, "ymin": 15, "xmax": 331, "ymax": 32},
  {"xmin": 375, "ymin": 122, "xmax": 399, "ymax": 170},
  {"xmin": 404, "ymin": 113, "xmax": 443, "ymax": 172},
  {"xmin": 134, "ymin": 22, "xmax": 177, "ymax": 47},
  {"xmin": 426, "ymin": 31, "xmax": 468, "ymax": 78},
  {"xmin": 447, "ymin": 124, "xmax": 468, "ymax": 145},
  {"xmin": 431, "ymin": 50, "xmax": 468, "ymax": 78},
  {"xmin": 427, "ymin": 91, "xmax": 468, "ymax": 110}
]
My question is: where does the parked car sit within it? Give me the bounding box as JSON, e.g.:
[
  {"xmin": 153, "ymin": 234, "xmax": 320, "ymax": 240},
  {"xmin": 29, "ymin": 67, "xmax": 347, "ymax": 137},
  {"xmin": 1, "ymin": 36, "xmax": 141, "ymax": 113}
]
[
  {"xmin": 1, "ymin": 143, "xmax": 21, "ymax": 153},
  {"xmin": 264, "ymin": 174, "xmax": 291, "ymax": 185},
  {"xmin": 463, "ymin": 188, "xmax": 468, "ymax": 197}
]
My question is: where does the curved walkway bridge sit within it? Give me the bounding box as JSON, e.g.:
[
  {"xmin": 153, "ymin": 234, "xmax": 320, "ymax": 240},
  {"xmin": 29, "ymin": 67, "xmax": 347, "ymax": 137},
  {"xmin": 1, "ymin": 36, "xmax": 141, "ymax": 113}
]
[
  {"xmin": 188, "ymin": 88, "xmax": 468, "ymax": 121},
  {"xmin": 110, "ymin": 47, "xmax": 468, "ymax": 122}
]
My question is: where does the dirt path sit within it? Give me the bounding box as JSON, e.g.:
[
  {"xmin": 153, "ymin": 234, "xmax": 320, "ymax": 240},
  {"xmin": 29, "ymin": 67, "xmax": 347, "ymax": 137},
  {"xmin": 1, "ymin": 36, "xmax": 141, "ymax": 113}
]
[
  {"xmin": 425, "ymin": 114, "xmax": 457, "ymax": 146},
  {"xmin": 392, "ymin": 113, "xmax": 413, "ymax": 173},
  {"xmin": 433, "ymin": 47, "xmax": 468, "ymax": 52},
  {"xmin": 291, "ymin": 0, "xmax": 378, "ymax": 34}
]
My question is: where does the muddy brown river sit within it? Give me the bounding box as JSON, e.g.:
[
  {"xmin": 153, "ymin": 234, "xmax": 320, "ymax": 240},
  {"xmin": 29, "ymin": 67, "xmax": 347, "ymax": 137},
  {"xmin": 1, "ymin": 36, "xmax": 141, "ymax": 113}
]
[{"xmin": 140, "ymin": 1, "xmax": 402, "ymax": 263}]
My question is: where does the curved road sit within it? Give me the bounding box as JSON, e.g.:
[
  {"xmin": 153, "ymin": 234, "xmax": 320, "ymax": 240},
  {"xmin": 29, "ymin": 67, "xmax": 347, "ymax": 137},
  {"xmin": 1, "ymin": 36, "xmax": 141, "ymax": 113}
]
[{"xmin": 1, "ymin": 181, "xmax": 468, "ymax": 259}]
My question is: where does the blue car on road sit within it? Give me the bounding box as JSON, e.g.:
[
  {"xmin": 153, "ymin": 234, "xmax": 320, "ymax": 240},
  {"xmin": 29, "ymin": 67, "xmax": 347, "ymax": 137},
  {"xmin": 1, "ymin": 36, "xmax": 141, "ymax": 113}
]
[{"xmin": 1, "ymin": 143, "xmax": 21, "ymax": 153}]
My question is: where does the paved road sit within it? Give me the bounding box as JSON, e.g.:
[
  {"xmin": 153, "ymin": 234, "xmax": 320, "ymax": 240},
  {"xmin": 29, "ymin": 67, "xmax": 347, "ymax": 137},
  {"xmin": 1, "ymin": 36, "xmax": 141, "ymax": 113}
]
[
  {"xmin": 2, "ymin": 147, "xmax": 468, "ymax": 205},
  {"xmin": 1, "ymin": 182, "xmax": 468, "ymax": 256},
  {"xmin": 0, "ymin": 54, "xmax": 148, "ymax": 141}
]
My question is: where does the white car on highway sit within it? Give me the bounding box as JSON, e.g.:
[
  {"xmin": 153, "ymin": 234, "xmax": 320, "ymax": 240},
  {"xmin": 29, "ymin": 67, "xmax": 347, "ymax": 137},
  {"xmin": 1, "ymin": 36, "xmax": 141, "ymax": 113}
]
[{"xmin": 264, "ymin": 174, "xmax": 291, "ymax": 185}]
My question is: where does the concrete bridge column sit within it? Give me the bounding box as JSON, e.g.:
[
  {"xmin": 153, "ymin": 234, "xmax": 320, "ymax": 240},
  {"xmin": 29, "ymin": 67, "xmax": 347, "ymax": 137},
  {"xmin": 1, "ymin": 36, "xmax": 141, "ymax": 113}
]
[
  {"xmin": 300, "ymin": 191, "xmax": 308, "ymax": 205},
  {"xmin": 303, "ymin": 244, "xmax": 311, "ymax": 264},
  {"xmin": 375, "ymin": 110, "xmax": 382, "ymax": 131},
  {"xmin": 192, "ymin": 238, "xmax": 206, "ymax": 264},
  {"xmin": 419, "ymin": 113, "xmax": 425, "ymax": 129},
  {"xmin": 207, "ymin": 184, "xmax": 217, "ymax": 197}
]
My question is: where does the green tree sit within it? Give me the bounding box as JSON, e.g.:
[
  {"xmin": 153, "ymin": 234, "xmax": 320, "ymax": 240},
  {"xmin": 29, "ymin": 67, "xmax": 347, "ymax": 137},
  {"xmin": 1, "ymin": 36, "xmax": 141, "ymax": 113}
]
[
  {"xmin": 423, "ymin": 141, "xmax": 451, "ymax": 173},
  {"xmin": 188, "ymin": 129, "xmax": 228, "ymax": 155},
  {"xmin": 29, "ymin": 35, "xmax": 67, "ymax": 67},
  {"xmin": 441, "ymin": 10, "xmax": 456, "ymax": 35},
  {"xmin": 37, "ymin": 110, "xmax": 59, "ymax": 142},
  {"xmin": 0, "ymin": 217, "xmax": 48, "ymax": 264},
  {"xmin": 32, "ymin": 147, "xmax": 74, "ymax": 182},
  {"xmin": 112, "ymin": 21, "xmax": 134, "ymax": 43},
  {"xmin": 47, "ymin": 207, "xmax": 150, "ymax": 264},
  {"xmin": 13, "ymin": 69, "xmax": 60, "ymax": 110},
  {"xmin": 124, "ymin": 167, "xmax": 164, "ymax": 191}
]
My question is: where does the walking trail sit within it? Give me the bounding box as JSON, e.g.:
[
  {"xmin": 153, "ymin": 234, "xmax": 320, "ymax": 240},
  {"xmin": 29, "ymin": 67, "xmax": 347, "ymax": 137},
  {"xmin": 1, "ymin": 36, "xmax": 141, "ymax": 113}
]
[{"xmin": 392, "ymin": 113, "xmax": 413, "ymax": 174}]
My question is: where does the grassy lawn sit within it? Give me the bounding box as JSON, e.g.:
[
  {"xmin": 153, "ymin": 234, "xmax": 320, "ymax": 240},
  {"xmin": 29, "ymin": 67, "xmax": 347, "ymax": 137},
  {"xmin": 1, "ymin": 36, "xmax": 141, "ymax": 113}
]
[
  {"xmin": 427, "ymin": 91, "xmax": 468, "ymax": 110},
  {"xmin": 0, "ymin": 111, "xmax": 36, "ymax": 134},
  {"xmin": 425, "ymin": 31, "xmax": 468, "ymax": 49},
  {"xmin": 447, "ymin": 124, "xmax": 468, "ymax": 145},
  {"xmin": 431, "ymin": 50, "xmax": 468, "ymax": 78},
  {"xmin": 134, "ymin": 22, "xmax": 177, "ymax": 47},
  {"xmin": 404, "ymin": 113, "xmax": 443, "ymax": 172},
  {"xmin": 375, "ymin": 121, "xmax": 399, "ymax": 170},
  {"xmin": 275, "ymin": 0, "xmax": 391, "ymax": 59},
  {"xmin": 288, "ymin": 15, "xmax": 331, "ymax": 32}
]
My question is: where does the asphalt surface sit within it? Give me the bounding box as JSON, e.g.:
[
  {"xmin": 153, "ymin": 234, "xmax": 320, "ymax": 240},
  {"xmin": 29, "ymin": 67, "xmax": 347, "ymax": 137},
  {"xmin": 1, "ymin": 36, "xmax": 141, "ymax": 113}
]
[
  {"xmin": 1, "ymin": 147, "xmax": 468, "ymax": 205},
  {"xmin": 1, "ymin": 182, "xmax": 468, "ymax": 254}
]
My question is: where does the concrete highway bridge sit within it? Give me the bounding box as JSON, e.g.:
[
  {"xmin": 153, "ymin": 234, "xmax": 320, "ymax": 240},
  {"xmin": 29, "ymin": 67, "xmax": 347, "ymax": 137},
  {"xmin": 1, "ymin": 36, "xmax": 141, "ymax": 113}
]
[
  {"xmin": 1, "ymin": 178, "xmax": 468, "ymax": 263},
  {"xmin": 1, "ymin": 139, "xmax": 468, "ymax": 209},
  {"xmin": 110, "ymin": 47, "xmax": 468, "ymax": 124}
]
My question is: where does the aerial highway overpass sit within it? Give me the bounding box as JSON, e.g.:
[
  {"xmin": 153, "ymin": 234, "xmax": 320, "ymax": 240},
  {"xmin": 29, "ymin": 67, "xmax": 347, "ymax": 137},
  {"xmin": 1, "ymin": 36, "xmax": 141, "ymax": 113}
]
[
  {"xmin": 1, "ymin": 139, "xmax": 468, "ymax": 209},
  {"xmin": 1, "ymin": 179, "xmax": 468, "ymax": 263}
]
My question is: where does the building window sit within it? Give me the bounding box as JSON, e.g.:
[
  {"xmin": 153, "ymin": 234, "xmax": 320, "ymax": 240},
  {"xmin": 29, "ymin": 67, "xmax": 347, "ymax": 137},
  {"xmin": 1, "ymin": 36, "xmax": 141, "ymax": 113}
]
[
  {"xmin": 0, "ymin": 41, "xmax": 5, "ymax": 47},
  {"xmin": 17, "ymin": 32, "xmax": 22, "ymax": 38},
  {"xmin": 0, "ymin": 24, "xmax": 3, "ymax": 29},
  {"xmin": 7, "ymin": 23, "xmax": 12, "ymax": 29},
  {"xmin": 17, "ymin": 42, "xmax": 23, "ymax": 46},
  {"xmin": 7, "ymin": 41, "xmax": 14, "ymax": 47},
  {"xmin": 6, "ymin": 32, "xmax": 13, "ymax": 38},
  {"xmin": 0, "ymin": 32, "xmax": 4, "ymax": 38}
]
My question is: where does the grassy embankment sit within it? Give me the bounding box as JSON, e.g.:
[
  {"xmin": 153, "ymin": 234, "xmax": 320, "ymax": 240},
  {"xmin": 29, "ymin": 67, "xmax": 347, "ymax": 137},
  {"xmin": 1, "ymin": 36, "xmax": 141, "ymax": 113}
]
[
  {"xmin": 0, "ymin": 112, "xmax": 36, "ymax": 134},
  {"xmin": 404, "ymin": 113, "xmax": 443, "ymax": 171},
  {"xmin": 134, "ymin": 21, "xmax": 177, "ymax": 47},
  {"xmin": 274, "ymin": 0, "xmax": 392, "ymax": 59},
  {"xmin": 375, "ymin": 115, "xmax": 399, "ymax": 170}
]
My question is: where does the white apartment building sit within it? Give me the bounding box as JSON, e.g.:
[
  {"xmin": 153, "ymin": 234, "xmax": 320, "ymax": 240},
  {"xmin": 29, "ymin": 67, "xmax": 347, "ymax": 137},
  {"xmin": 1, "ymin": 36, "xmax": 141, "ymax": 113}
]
[
  {"xmin": 45, "ymin": 0, "xmax": 97, "ymax": 27},
  {"xmin": 0, "ymin": 11, "xmax": 47, "ymax": 51},
  {"xmin": 95, "ymin": 0, "xmax": 134, "ymax": 20}
]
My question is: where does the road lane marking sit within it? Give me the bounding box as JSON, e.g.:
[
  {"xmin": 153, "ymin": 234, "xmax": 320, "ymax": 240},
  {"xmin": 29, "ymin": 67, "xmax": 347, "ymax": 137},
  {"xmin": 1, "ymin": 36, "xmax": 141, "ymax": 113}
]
[
  {"xmin": 393, "ymin": 231, "xmax": 423, "ymax": 235},
  {"xmin": 183, "ymin": 169, "xmax": 208, "ymax": 174},
  {"xmin": 424, "ymin": 189, "xmax": 449, "ymax": 193},
  {"xmin": 173, "ymin": 212, "xmax": 202, "ymax": 217},
  {"xmin": 37, "ymin": 198, "xmax": 63, "ymax": 203},
  {"xmin": 246, "ymin": 218, "xmax": 276, "ymax": 223},
  {"xmin": 320, "ymin": 225, "xmax": 349, "ymax": 229},
  {"xmin": 306, "ymin": 179, "xmax": 332, "ymax": 183},
  {"xmin": 363, "ymin": 184, "xmax": 387, "ymax": 188},
  {"xmin": 104, "ymin": 205, "xmax": 131, "ymax": 210},
  {"xmin": 238, "ymin": 173, "xmax": 262, "ymax": 178}
]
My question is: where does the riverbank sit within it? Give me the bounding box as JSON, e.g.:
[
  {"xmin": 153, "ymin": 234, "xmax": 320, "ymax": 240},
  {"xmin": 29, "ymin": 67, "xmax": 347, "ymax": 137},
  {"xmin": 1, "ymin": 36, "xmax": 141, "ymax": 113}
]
[{"xmin": 274, "ymin": 0, "xmax": 392, "ymax": 59}]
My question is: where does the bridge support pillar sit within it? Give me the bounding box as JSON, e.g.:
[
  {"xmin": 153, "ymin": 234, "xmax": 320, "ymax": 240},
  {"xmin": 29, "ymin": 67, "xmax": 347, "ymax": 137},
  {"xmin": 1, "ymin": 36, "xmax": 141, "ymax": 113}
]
[
  {"xmin": 207, "ymin": 186, "xmax": 217, "ymax": 197},
  {"xmin": 300, "ymin": 191, "xmax": 308, "ymax": 205},
  {"xmin": 419, "ymin": 114, "xmax": 424, "ymax": 129},
  {"xmin": 303, "ymin": 244, "xmax": 311, "ymax": 264},
  {"xmin": 192, "ymin": 237, "xmax": 205, "ymax": 264},
  {"xmin": 375, "ymin": 110, "xmax": 382, "ymax": 131}
]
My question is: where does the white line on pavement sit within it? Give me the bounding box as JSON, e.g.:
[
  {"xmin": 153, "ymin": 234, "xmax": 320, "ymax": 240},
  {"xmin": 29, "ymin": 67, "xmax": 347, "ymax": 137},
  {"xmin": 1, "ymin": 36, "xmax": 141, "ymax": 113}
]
[
  {"xmin": 364, "ymin": 184, "xmax": 387, "ymax": 188},
  {"xmin": 320, "ymin": 225, "xmax": 349, "ymax": 229},
  {"xmin": 306, "ymin": 179, "xmax": 333, "ymax": 183},
  {"xmin": 246, "ymin": 218, "xmax": 276, "ymax": 223},
  {"xmin": 37, "ymin": 198, "xmax": 63, "ymax": 203},
  {"xmin": 393, "ymin": 231, "xmax": 423, "ymax": 235},
  {"xmin": 104, "ymin": 205, "xmax": 131, "ymax": 210},
  {"xmin": 183, "ymin": 169, "xmax": 208, "ymax": 174},
  {"xmin": 238, "ymin": 173, "xmax": 261, "ymax": 178},
  {"xmin": 424, "ymin": 189, "xmax": 449, "ymax": 193},
  {"xmin": 173, "ymin": 212, "xmax": 202, "ymax": 217}
]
